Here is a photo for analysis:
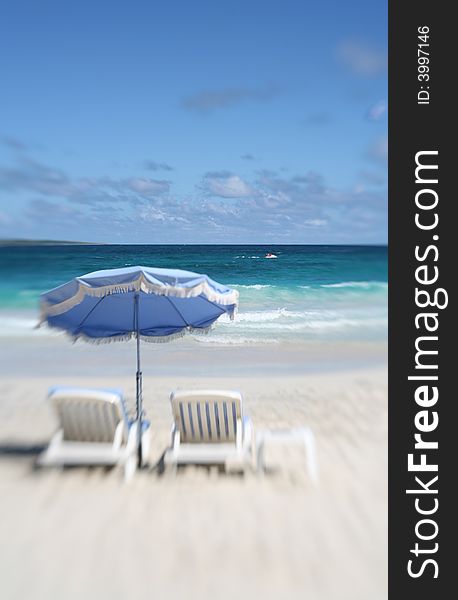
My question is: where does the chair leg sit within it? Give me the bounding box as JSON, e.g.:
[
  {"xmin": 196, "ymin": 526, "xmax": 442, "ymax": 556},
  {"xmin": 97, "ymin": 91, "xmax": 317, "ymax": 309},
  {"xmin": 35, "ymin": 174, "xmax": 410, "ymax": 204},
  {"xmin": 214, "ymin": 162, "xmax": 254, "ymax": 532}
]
[
  {"xmin": 303, "ymin": 430, "xmax": 319, "ymax": 486},
  {"xmin": 141, "ymin": 429, "xmax": 151, "ymax": 467},
  {"xmin": 124, "ymin": 453, "xmax": 137, "ymax": 483},
  {"xmin": 256, "ymin": 440, "xmax": 266, "ymax": 475},
  {"xmin": 167, "ymin": 460, "xmax": 178, "ymax": 477},
  {"xmin": 163, "ymin": 450, "xmax": 178, "ymax": 476}
]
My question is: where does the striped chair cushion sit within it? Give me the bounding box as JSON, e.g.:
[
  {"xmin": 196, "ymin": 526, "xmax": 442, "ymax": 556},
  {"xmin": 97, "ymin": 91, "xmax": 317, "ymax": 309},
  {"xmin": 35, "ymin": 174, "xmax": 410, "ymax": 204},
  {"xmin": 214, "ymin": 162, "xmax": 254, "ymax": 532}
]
[{"xmin": 171, "ymin": 391, "xmax": 242, "ymax": 444}]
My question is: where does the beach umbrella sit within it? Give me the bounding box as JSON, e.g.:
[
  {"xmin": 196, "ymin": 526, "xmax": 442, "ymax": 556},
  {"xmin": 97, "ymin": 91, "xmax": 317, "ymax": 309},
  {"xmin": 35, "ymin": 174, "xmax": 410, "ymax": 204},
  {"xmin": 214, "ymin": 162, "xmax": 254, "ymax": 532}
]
[{"xmin": 39, "ymin": 266, "xmax": 239, "ymax": 465}]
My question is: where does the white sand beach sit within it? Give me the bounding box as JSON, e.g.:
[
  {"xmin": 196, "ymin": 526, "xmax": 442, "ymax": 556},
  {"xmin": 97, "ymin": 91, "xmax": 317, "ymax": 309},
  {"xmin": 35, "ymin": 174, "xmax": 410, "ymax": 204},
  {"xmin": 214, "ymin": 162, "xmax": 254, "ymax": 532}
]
[{"xmin": 0, "ymin": 336, "xmax": 387, "ymax": 600}]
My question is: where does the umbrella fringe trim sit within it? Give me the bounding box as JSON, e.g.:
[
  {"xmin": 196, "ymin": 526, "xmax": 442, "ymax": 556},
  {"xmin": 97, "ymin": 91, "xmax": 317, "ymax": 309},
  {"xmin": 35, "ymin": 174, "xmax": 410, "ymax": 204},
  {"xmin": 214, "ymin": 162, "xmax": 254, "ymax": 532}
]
[
  {"xmin": 51, "ymin": 325, "xmax": 216, "ymax": 345},
  {"xmin": 40, "ymin": 275, "xmax": 239, "ymax": 318}
]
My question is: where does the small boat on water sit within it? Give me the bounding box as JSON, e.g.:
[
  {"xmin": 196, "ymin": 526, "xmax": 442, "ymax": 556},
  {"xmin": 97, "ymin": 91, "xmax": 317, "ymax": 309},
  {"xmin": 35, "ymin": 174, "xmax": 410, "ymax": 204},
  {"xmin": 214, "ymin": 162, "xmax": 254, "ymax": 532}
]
[{"xmin": 264, "ymin": 252, "xmax": 278, "ymax": 259}]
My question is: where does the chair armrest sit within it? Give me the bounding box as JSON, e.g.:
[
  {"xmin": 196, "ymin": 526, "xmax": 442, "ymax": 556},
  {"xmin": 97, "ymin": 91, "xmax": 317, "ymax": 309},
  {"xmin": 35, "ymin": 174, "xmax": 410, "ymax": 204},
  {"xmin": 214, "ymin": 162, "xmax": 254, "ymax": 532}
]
[
  {"xmin": 113, "ymin": 421, "xmax": 125, "ymax": 451},
  {"xmin": 49, "ymin": 428, "xmax": 64, "ymax": 448},
  {"xmin": 171, "ymin": 425, "xmax": 180, "ymax": 454}
]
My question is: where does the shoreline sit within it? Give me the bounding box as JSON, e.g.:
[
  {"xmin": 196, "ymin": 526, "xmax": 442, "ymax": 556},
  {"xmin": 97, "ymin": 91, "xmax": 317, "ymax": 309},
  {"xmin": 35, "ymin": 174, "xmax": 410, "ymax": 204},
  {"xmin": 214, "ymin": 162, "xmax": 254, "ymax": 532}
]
[{"xmin": 0, "ymin": 334, "xmax": 387, "ymax": 377}]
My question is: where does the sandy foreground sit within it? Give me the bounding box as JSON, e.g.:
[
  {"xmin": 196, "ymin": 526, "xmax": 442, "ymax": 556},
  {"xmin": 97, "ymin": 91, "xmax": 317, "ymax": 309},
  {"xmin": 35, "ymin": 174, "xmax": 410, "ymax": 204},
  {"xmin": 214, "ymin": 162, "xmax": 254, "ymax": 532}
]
[{"xmin": 0, "ymin": 338, "xmax": 387, "ymax": 600}]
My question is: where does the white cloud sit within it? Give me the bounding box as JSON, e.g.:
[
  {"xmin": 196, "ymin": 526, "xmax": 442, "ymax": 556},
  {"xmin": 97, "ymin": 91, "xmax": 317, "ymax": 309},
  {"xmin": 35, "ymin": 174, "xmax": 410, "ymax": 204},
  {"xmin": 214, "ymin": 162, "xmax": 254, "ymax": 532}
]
[
  {"xmin": 125, "ymin": 177, "xmax": 170, "ymax": 195},
  {"xmin": 139, "ymin": 205, "xmax": 188, "ymax": 224},
  {"xmin": 337, "ymin": 41, "xmax": 387, "ymax": 77},
  {"xmin": 203, "ymin": 174, "xmax": 253, "ymax": 198},
  {"xmin": 182, "ymin": 84, "xmax": 279, "ymax": 113},
  {"xmin": 366, "ymin": 100, "xmax": 387, "ymax": 121},
  {"xmin": 305, "ymin": 219, "xmax": 327, "ymax": 226}
]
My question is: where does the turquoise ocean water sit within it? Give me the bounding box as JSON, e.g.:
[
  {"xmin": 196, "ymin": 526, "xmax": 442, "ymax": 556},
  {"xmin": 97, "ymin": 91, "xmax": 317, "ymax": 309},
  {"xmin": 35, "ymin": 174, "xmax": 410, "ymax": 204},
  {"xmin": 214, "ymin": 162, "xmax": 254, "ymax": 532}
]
[{"xmin": 0, "ymin": 245, "xmax": 387, "ymax": 344}]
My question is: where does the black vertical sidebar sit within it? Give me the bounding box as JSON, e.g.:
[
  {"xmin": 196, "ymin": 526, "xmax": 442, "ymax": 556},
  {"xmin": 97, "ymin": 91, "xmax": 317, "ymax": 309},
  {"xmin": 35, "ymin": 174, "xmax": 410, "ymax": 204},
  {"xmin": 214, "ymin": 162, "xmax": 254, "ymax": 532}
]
[{"xmin": 389, "ymin": 1, "xmax": 454, "ymax": 598}]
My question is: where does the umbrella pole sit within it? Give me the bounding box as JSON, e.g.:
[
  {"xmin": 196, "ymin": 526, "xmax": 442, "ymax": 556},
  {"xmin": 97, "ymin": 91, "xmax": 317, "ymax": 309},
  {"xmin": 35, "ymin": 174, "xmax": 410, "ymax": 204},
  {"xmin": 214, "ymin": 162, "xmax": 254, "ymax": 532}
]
[{"xmin": 135, "ymin": 293, "xmax": 143, "ymax": 467}]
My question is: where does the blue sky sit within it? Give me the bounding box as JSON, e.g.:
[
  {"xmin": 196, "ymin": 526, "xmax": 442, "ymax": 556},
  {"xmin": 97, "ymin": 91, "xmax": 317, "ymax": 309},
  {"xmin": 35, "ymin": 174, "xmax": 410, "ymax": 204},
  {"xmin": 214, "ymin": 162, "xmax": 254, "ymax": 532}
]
[{"xmin": 0, "ymin": 0, "xmax": 387, "ymax": 244}]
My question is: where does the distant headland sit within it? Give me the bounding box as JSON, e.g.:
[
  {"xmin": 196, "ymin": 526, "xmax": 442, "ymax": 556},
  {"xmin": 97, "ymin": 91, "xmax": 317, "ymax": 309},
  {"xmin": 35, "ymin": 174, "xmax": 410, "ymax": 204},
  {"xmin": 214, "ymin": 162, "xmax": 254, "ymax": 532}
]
[{"xmin": 0, "ymin": 239, "xmax": 102, "ymax": 246}]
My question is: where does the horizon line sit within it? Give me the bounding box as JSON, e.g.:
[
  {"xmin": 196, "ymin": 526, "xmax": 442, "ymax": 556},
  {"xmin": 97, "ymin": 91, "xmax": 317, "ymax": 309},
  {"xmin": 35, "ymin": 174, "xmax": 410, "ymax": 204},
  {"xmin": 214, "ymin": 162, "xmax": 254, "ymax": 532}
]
[{"xmin": 0, "ymin": 238, "xmax": 388, "ymax": 247}]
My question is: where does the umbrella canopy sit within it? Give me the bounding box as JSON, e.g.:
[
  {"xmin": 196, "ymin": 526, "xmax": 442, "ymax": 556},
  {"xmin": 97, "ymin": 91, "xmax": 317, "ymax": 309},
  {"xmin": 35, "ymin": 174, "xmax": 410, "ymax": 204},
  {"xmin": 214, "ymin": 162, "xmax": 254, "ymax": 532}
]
[
  {"xmin": 40, "ymin": 266, "xmax": 238, "ymax": 340},
  {"xmin": 39, "ymin": 266, "xmax": 239, "ymax": 465}
]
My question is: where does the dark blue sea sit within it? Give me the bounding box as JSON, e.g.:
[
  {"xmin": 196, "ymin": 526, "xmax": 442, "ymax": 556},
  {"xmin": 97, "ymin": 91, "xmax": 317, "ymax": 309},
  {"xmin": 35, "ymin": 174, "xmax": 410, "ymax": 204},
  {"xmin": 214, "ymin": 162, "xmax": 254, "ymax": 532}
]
[{"xmin": 0, "ymin": 245, "xmax": 387, "ymax": 343}]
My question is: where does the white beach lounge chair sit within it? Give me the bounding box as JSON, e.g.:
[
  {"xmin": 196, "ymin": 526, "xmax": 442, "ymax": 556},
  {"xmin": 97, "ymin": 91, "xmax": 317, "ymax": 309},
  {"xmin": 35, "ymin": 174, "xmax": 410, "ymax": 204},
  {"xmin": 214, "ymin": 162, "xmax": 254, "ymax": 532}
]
[
  {"xmin": 164, "ymin": 390, "xmax": 254, "ymax": 473},
  {"xmin": 37, "ymin": 386, "xmax": 151, "ymax": 480}
]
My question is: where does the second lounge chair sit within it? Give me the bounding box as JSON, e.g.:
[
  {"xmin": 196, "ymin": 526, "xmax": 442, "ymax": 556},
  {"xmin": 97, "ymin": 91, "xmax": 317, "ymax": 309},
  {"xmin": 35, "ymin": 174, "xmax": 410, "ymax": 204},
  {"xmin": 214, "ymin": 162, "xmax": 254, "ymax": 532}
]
[{"xmin": 164, "ymin": 389, "xmax": 254, "ymax": 473}]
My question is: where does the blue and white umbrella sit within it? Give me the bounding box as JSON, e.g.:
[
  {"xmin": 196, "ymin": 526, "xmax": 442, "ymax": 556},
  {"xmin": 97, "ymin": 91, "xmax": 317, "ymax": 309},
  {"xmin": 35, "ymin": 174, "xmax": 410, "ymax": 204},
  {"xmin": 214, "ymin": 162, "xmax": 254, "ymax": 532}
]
[{"xmin": 39, "ymin": 266, "xmax": 239, "ymax": 464}]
